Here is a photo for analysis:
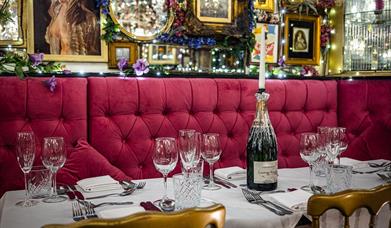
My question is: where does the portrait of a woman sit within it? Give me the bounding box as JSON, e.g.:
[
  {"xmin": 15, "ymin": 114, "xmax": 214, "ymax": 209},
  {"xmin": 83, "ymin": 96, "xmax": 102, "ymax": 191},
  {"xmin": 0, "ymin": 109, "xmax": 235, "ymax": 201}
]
[
  {"xmin": 45, "ymin": 0, "xmax": 100, "ymax": 55},
  {"xmin": 293, "ymin": 29, "xmax": 308, "ymax": 52}
]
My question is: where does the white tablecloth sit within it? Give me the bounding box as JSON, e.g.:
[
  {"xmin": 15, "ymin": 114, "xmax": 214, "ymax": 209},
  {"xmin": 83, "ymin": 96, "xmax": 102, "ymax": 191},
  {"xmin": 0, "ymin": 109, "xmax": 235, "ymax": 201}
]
[{"xmin": 0, "ymin": 159, "xmax": 390, "ymax": 228}]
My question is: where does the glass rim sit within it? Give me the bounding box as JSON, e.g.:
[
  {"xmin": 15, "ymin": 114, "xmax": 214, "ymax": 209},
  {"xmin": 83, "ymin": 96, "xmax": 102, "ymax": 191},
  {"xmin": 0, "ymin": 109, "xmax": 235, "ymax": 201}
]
[
  {"xmin": 43, "ymin": 137, "xmax": 64, "ymax": 140},
  {"xmin": 155, "ymin": 137, "xmax": 176, "ymax": 142}
]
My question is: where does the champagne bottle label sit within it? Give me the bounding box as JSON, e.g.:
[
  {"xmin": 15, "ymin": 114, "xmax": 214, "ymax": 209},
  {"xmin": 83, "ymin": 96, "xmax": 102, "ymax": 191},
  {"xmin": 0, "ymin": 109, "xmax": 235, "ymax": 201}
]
[{"xmin": 253, "ymin": 161, "xmax": 277, "ymax": 184}]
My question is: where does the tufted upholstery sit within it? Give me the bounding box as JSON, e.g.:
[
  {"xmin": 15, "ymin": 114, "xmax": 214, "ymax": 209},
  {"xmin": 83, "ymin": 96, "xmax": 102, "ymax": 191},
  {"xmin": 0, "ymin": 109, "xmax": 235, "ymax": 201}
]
[
  {"xmin": 0, "ymin": 77, "xmax": 132, "ymax": 197},
  {"xmin": 1, "ymin": 76, "xmax": 390, "ymax": 197},
  {"xmin": 0, "ymin": 77, "xmax": 88, "ymax": 196},
  {"xmin": 338, "ymin": 80, "xmax": 391, "ymax": 160},
  {"xmin": 88, "ymin": 77, "xmax": 337, "ymax": 179}
]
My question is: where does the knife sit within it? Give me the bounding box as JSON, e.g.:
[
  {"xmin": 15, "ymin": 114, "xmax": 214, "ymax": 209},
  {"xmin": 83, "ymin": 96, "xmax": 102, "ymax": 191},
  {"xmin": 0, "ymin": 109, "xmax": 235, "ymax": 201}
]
[
  {"xmin": 214, "ymin": 176, "xmax": 237, "ymax": 188},
  {"xmin": 204, "ymin": 177, "xmax": 230, "ymax": 189},
  {"xmin": 69, "ymin": 185, "xmax": 85, "ymax": 200}
]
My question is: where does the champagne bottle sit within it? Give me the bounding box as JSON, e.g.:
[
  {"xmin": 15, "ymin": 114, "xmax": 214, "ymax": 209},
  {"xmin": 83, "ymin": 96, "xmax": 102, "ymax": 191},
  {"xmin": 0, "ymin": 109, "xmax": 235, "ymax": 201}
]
[{"xmin": 246, "ymin": 89, "xmax": 278, "ymax": 191}]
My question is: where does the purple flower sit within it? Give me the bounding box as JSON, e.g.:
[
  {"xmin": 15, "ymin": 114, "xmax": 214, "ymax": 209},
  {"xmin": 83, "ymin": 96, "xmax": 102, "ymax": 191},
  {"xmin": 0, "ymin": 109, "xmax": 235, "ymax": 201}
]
[
  {"xmin": 44, "ymin": 76, "xmax": 57, "ymax": 93},
  {"xmin": 117, "ymin": 57, "xmax": 128, "ymax": 72},
  {"xmin": 132, "ymin": 59, "xmax": 149, "ymax": 76},
  {"xmin": 29, "ymin": 53, "xmax": 44, "ymax": 67},
  {"xmin": 277, "ymin": 56, "xmax": 285, "ymax": 67}
]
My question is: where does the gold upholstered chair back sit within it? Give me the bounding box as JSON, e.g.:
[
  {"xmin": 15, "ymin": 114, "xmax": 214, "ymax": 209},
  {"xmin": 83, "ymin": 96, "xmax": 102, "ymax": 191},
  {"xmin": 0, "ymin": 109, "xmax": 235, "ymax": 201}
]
[
  {"xmin": 307, "ymin": 184, "xmax": 391, "ymax": 228},
  {"xmin": 43, "ymin": 204, "xmax": 226, "ymax": 228}
]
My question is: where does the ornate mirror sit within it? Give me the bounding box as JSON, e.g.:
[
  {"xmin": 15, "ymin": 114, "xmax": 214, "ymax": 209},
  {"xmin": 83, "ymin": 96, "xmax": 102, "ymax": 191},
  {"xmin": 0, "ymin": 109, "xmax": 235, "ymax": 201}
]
[
  {"xmin": 109, "ymin": 0, "xmax": 173, "ymax": 41},
  {"xmin": 0, "ymin": 0, "xmax": 24, "ymax": 46}
]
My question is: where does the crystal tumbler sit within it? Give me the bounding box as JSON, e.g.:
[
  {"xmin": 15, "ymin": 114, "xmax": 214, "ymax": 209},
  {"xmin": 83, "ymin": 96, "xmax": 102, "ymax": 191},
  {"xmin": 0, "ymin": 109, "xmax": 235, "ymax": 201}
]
[
  {"xmin": 173, "ymin": 173, "xmax": 202, "ymax": 210},
  {"xmin": 28, "ymin": 166, "xmax": 51, "ymax": 199},
  {"xmin": 326, "ymin": 164, "xmax": 353, "ymax": 194}
]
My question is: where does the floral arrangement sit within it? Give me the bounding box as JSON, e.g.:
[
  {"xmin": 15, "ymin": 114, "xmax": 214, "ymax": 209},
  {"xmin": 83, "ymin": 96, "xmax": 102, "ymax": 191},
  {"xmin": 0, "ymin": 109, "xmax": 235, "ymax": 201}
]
[
  {"xmin": 320, "ymin": 24, "xmax": 333, "ymax": 49},
  {"xmin": 0, "ymin": 51, "xmax": 63, "ymax": 79},
  {"xmin": 300, "ymin": 65, "xmax": 319, "ymax": 77},
  {"xmin": 117, "ymin": 58, "xmax": 150, "ymax": 77}
]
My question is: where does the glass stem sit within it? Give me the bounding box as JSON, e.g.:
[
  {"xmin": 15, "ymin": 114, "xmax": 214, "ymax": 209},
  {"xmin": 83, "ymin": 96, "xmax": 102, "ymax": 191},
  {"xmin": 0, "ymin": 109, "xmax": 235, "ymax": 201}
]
[
  {"xmin": 163, "ymin": 174, "xmax": 168, "ymax": 201},
  {"xmin": 309, "ymin": 164, "xmax": 314, "ymax": 189},
  {"xmin": 52, "ymin": 171, "xmax": 58, "ymax": 196},
  {"xmin": 209, "ymin": 163, "xmax": 214, "ymax": 187},
  {"xmin": 23, "ymin": 172, "xmax": 28, "ymax": 203}
]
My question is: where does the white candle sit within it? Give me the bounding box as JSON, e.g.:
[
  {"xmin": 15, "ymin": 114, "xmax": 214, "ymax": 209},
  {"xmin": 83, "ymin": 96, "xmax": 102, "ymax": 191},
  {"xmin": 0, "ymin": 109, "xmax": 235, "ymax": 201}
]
[{"xmin": 259, "ymin": 25, "xmax": 266, "ymax": 90}]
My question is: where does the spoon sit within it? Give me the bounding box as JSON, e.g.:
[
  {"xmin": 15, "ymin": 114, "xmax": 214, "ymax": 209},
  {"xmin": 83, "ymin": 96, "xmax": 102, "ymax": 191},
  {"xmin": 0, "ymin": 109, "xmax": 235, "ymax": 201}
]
[
  {"xmin": 85, "ymin": 188, "xmax": 136, "ymax": 200},
  {"xmin": 158, "ymin": 199, "xmax": 175, "ymax": 212}
]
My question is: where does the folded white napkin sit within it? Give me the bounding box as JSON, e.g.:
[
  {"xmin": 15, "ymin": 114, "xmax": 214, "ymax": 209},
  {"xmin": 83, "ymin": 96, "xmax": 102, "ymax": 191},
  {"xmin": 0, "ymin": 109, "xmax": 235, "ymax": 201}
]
[
  {"xmin": 340, "ymin": 158, "xmax": 390, "ymax": 173},
  {"xmin": 97, "ymin": 206, "xmax": 145, "ymax": 219},
  {"xmin": 269, "ymin": 189, "xmax": 312, "ymax": 210},
  {"xmin": 76, "ymin": 175, "xmax": 122, "ymax": 192},
  {"xmin": 214, "ymin": 166, "xmax": 246, "ymax": 180}
]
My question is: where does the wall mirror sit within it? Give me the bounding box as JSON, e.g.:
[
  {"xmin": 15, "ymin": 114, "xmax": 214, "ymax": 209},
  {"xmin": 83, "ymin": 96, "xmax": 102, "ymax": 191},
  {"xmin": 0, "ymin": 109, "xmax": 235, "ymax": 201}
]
[
  {"xmin": 109, "ymin": 0, "xmax": 173, "ymax": 41},
  {"xmin": 0, "ymin": 0, "xmax": 24, "ymax": 46}
]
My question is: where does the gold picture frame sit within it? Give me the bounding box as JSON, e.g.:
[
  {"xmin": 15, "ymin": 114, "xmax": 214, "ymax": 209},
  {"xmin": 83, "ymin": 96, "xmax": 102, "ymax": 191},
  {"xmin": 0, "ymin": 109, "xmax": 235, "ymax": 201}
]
[
  {"xmin": 0, "ymin": 0, "xmax": 25, "ymax": 46},
  {"xmin": 108, "ymin": 42, "xmax": 138, "ymax": 69},
  {"xmin": 196, "ymin": 0, "xmax": 233, "ymax": 24},
  {"xmin": 254, "ymin": 0, "xmax": 275, "ymax": 12},
  {"xmin": 148, "ymin": 44, "xmax": 177, "ymax": 65},
  {"xmin": 109, "ymin": 0, "xmax": 174, "ymax": 41},
  {"xmin": 284, "ymin": 14, "xmax": 320, "ymax": 65},
  {"xmin": 26, "ymin": 0, "xmax": 107, "ymax": 62}
]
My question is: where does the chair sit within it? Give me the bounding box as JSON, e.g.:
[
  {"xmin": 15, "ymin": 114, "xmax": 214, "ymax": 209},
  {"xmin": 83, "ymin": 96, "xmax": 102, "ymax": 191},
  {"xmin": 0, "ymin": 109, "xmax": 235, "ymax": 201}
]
[
  {"xmin": 43, "ymin": 204, "xmax": 226, "ymax": 228},
  {"xmin": 307, "ymin": 183, "xmax": 391, "ymax": 228}
]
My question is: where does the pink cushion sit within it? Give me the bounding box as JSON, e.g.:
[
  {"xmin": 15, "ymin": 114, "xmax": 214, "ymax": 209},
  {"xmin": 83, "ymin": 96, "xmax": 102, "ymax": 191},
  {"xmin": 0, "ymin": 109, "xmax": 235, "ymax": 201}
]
[
  {"xmin": 0, "ymin": 77, "xmax": 87, "ymax": 196},
  {"xmin": 338, "ymin": 80, "xmax": 391, "ymax": 160},
  {"xmin": 88, "ymin": 77, "xmax": 337, "ymax": 179},
  {"xmin": 57, "ymin": 139, "xmax": 131, "ymax": 185}
]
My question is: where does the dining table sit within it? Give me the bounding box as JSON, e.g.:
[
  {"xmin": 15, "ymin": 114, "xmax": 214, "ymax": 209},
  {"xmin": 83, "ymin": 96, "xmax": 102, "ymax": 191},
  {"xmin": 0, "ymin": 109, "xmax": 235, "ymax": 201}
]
[{"xmin": 0, "ymin": 158, "xmax": 390, "ymax": 228}]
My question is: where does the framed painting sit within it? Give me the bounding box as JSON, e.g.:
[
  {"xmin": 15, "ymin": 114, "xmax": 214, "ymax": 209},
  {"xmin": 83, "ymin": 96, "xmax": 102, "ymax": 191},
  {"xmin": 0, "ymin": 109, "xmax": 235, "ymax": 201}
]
[
  {"xmin": 108, "ymin": 42, "xmax": 138, "ymax": 69},
  {"xmin": 284, "ymin": 14, "xmax": 320, "ymax": 65},
  {"xmin": 0, "ymin": 0, "xmax": 25, "ymax": 46},
  {"xmin": 148, "ymin": 45, "xmax": 177, "ymax": 65},
  {"xmin": 251, "ymin": 23, "xmax": 279, "ymax": 64},
  {"xmin": 26, "ymin": 0, "xmax": 107, "ymax": 62},
  {"xmin": 254, "ymin": 0, "xmax": 274, "ymax": 12},
  {"xmin": 196, "ymin": 0, "xmax": 232, "ymax": 23}
]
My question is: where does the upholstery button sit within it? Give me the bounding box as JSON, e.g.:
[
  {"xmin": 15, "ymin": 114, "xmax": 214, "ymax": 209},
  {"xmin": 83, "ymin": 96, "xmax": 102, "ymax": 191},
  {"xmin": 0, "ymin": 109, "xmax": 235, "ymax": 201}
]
[
  {"xmin": 135, "ymin": 111, "xmax": 141, "ymax": 116},
  {"xmin": 213, "ymin": 109, "xmax": 218, "ymax": 114},
  {"xmin": 122, "ymin": 139, "xmax": 126, "ymax": 143},
  {"xmin": 25, "ymin": 117, "xmax": 30, "ymax": 122},
  {"xmin": 162, "ymin": 109, "xmax": 168, "ymax": 115},
  {"xmin": 227, "ymin": 132, "xmax": 233, "ymax": 137},
  {"xmin": 189, "ymin": 110, "xmax": 194, "ymax": 115},
  {"xmin": 139, "ymin": 164, "xmax": 143, "ymax": 169}
]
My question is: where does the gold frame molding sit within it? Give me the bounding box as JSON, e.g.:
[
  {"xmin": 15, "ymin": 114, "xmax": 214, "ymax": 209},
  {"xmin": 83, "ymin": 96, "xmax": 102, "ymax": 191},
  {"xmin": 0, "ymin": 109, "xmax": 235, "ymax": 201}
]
[
  {"xmin": 196, "ymin": 0, "xmax": 233, "ymax": 24},
  {"xmin": 0, "ymin": 0, "xmax": 26, "ymax": 46},
  {"xmin": 109, "ymin": 2, "xmax": 174, "ymax": 41},
  {"xmin": 254, "ymin": 0, "xmax": 275, "ymax": 12},
  {"xmin": 284, "ymin": 14, "xmax": 320, "ymax": 65},
  {"xmin": 26, "ymin": 0, "xmax": 107, "ymax": 62},
  {"xmin": 108, "ymin": 41, "xmax": 138, "ymax": 69},
  {"xmin": 148, "ymin": 44, "xmax": 177, "ymax": 65}
]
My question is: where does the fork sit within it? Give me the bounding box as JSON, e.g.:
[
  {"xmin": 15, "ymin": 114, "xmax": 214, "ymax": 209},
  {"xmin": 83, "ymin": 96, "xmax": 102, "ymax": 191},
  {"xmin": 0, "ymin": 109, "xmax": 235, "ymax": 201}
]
[
  {"xmin": 121, "ymin": 181, "xmax": 146, "ymax": 190},
  {"xmin": 72, "ymin": 201, "xmax": 85, "ymax": 221},
  {"xmin": 242, "ymin": 189, "xmax": 286, "ymax": 216},
  {"xmin": 84, "ymin": 202, "xmax": 98, "ymax": 218},
  {"xmin": 86, "ymin": 187, "xmax": 136, "ymax": 200},
  {"xmin": 249, "ymin": 191, "xmax": 293, "ymax": 214}
]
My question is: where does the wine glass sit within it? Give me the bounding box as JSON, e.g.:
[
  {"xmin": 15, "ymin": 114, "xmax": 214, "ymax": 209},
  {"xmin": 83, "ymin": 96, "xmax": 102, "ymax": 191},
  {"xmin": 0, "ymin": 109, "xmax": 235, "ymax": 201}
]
[
  {"xmin": 299, "ymin": 133, "xmax": 321, "ymax": 192},
  {"xmin": 336, "ymin": 127, "xmax": 348, "ymax": 164},
  {"xmin": 42, "ymin": 137, "xmax": 67, "ymax": 203},
  {"xmin": 201, "ymin": 133, "xmax": 222, "ymax": 190},
  {"xmin": 318, "ymin": 127, "xmax": 341, "ymax": 164},
  {"xmin": 15, "ymin": 132, "xmax": 38, "ymax": 207},
  {"xmin": 178, "ymin": 129, "xmax": 197, "ymax": 174},
  {"xmin": 152, "ymin": 137, "xmax": 178, "ymax": 211}
]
